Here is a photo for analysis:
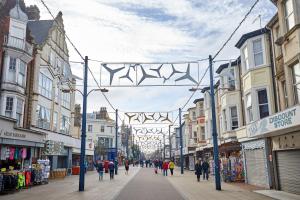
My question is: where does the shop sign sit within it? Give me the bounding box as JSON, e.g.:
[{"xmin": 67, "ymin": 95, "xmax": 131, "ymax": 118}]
[
  {"xmin": 247, "ymin": 105, "xmax": 300, "ymax": 137},
  {"xmin": 0, "ymin": 129, "xmax": 26, "ymax": 139}
]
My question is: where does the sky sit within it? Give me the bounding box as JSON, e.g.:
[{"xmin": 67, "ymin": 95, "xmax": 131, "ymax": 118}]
[{"xmin": 25, "ymin": 0, "xmax": 276, "ymax": 127}]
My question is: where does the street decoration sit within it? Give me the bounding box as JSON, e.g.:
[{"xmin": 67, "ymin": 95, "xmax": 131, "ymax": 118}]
[{"xmin": 125, "ymin": 112, "xmax": 173, "ymax": 124}]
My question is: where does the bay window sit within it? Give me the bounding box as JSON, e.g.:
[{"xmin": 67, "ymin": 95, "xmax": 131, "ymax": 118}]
[
  {"xmin": 246, "ymin": 93, "xmax": 253, "ymax": 123},
  {"xmin": 53, "ymin": 112, "xmax": 58, "ymax": 132},
  {"xmin": 243, "ymin": 46, "xmax": 249, "ymax": 71},
  {"xmin": 18, "ymin": 61, "xmax": 26, "ymax": 87},
  {"xmin": 228, "ymin": 68, "xmax": 236, "ymax": 90},
  {"xmin": 253, "ymin": 38, "xmax": 264, "ymax": 66},
  {"xmin": 230, "ymin": 106, "xmax": 238, "ymax": 130},
  {"xmin": 5, "ymin": 97, "xmax": 14, "ymax": 118},
  {"xmin": 101, "ymin": 125, "xmax": 105, "ymax": 133},
  {"xmin": 61, "ymin": 92, "xmax": 70, "ymax": 108},
  {"xmin": 257, "ymin": 89, "xmax": 269, "ymax": 119},
  {"xmin": 8, "ymin": 57, "xmax": 16, "ymax": 82},
  {"xmin": 285, "ymin": 0, "xmax": 295, "ymax": 31},
  {"xmin": 16, "ymin": 98, "xmax": 24, "ymax": 126},
  {"xmin": 292, "ymin": 63, "xmax": 300, "ymax": 104},
  {"xmin": 36, "ymin": 105, "xmax": 51, "ymax": 129},
  {"xmin": 222, "ymin": 109, "xmax": 227, "ymax": 131},
  {"xmin": 39, "ymin": 73, "xmax": 53, "ymax": 99}
]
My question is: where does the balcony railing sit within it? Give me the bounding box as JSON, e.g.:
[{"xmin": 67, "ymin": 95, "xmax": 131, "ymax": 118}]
[{"xmin": 3, "ymin": 35, "xmax": 33, "ymax": 55}]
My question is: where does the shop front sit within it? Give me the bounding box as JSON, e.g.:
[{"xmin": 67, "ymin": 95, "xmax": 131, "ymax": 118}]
[
  {"xmin": 219, "ymin": 141, "xmax": 244, "ymax": 182},
  {"xmin": 247, "ymin": 105, "xmax": 300, "ymax": 194},
  {"xmin": 0, "ymin": 116, "xmax": 46, "ymax": 193}
]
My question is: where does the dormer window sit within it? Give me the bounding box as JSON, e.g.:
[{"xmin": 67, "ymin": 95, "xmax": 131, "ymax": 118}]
[
  {"xmin": 285, "ymin": 0, "xmax": 295, "ymax": 31},
  {"xmin": 253, "ymin": 38, "xmax": 264, "ymax": 66}
]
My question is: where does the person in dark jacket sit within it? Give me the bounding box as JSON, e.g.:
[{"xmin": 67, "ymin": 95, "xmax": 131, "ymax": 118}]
[
  {"xmin": 108, "ymin": 160, "xmax": 115, "ymax": 180},
  {"xmin": 195, "ymin": 160, "xmax": 202, "ymax": 182},
  {"xmin": 202, "ymin": 159, "xmax": 209, "ymax": 180},
  {"xmin": 94, "ymin": 160, "xmax": 104, "ymax": 181}
]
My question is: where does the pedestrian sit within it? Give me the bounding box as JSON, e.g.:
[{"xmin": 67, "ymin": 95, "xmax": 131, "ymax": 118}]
[
  {"xmin": 94, "ymin": 160, "xmax": 104, "ymax": 181},
  {"xmin": 125, "ymin": 159, "xmax": 129, "ymax": 175},
  {"xmin": 162, "ymin": 160, "xmax": 169, "ymax": 176},
  {"xmin": 154, "ymin": 159, "xmax": 158, "ymax": 174},
  {"xmin": 202, "ymin": 159, "xmax": 209, "ymax": 180},
  {"xmin": 168, "ymin": 160, "xmax": 175, "ymax": 176},
  {"xmin": 114, "ymin": 159, "xmax": 118, "ymax": 175},
  {"xmin": 108, "ymin": 160, "xmax": 115, "ymax": 180},
  {"xmin": 195, "ymin": 160, "xmax": 202, "ymax": 182}
]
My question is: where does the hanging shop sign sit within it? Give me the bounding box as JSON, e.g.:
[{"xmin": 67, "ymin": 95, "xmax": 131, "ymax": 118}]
[{"xmin": 247, "ymin": 105, "xmax": 300, "ymax": 137}]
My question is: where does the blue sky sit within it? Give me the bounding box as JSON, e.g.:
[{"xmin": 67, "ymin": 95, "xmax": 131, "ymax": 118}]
[{"xmin": 26, "ymin": 0, "xmax": 276, "ymax": 124}]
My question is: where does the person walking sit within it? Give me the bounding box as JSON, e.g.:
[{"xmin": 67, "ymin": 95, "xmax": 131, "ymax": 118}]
[
  {"xmin": 162, "ymin": 161, "xmax": 169, "ymax": 176},
  {"xmin": 168, "ymin": 160, "xmax": 175, "ymax": 176},
  {"xmin": 125, "ymin": 159, "xmax": 129, "ymax": 175},
  {"xmin": 94, "ymin": 160, "xmax": 104, "ymax": 181},
  {"xmin": 108, "ymin": 160, "xmax": 115, "ymax": 180},
  {"xmin": 195, "ymin": 160, "xmax": 202, "ymax": 182},
  {"xmin": 202, "ymin": 159, "xmax": 210, "ymax": 180}
]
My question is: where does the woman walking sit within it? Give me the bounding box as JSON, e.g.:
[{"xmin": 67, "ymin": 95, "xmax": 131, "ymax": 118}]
[
  {"xmin": 168, "ymin": 160, "xmax": 175, "ymax": 176},
  {"xmin": 94, "ymin": 160, "xmax": 104, "ymax": 181},
  {"xmin": 195, "ymin": 160, "xmax": 202, "ymax": 182},
  {"xmin": 125, "ymin": 159, "xmax": 129, "ymax": 175}
]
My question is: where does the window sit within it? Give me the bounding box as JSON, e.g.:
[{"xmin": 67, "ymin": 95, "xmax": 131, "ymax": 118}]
[
  {"xmin": 36, "ymin": 105, "xmax": 51, "ymax": 129},
  {"xmin": 230, "ymin": 106, "xmax": 238, "ymax": 130},
  {"xmin": 8, "ymin": 57, "xmax": 16, "ymax": 82},
  {"xmin": 61, "ymin": 92, "xmax": 70, "ymax": 108},
  {"xmin": 53, "ymin": 112, "xmax": 58, "ymax": 131},
  {"xmin": 282, "ymin": 80, "xmax": 289, "ymax": 108},
  {"xmin": 222, "ymin": 109, "xmax": 227, "ymax": 131},
  {"xmin": 253, "ymin": 38, "xmax": 264, "ymax": 66},
  {"xmin": 201, "ymin": 134, "xmax": 205, "ymax": 140},
  {"xmin": 101, "ymin": 125, "xmax": 105, "ymax": 133},
  {"xmin": 16, "ymin": 98, "xmax": 23, "ymax": 126},
  {"xmin": 228, "ymin": 68, "xmax": 235, "ymax": 90},
  {"xmin": 18, "ymin": 61, "xmax": 26, "ymax": 87},
  {"xmin": 285, "ymin": 0, "xmax": 295, "ymax": 31},
  {"xmin": 60, "ymin": 115, "xmax": 70, "ymax": 134},
  {"xmin": 243, "ymin": 46, "xmax": 249, "ymax": 71},
  {"xmin": 88, "ymin": 125, "xmax": 93, "ymax": 132},
  {"xmin": 292, "ymin": 63, "xmax": 300, "ymax": 104},
  {"xmin": 192, "ymin": 112, "xmax": 196, "ymax": 120},
  {"xmin": 246, "ymin": 93, "xmax": 253, "ymax": 122},
  {"xmin": 257, "ymin": 89, "xmax": 269, "ymax": 119},
  {"xmin": 39, "ymin": 73, "xmax": 52, "ymax": 99},
  {"xmin": 5, "ymin": 97, "xmax": 14, "ymax": 118},
  {"xmin": 193, "ymin": 131, "xmax": 197, "ymax": 138}
]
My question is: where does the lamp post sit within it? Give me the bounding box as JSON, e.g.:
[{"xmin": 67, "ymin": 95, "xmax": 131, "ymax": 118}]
[
  {"xmin": 115, "ymin": 109, "xmax": 118, "ymax": 174},
  {"xmin": 179, "ymin": 108, "xmax": 184, "ymax": 174},
  {"xmin": 209, "ymin": 55, "xmax": 221, "ymax": 191},
  {"xmin": 168, "ymin": 125, "xmax": 172, "ymax": 160}
]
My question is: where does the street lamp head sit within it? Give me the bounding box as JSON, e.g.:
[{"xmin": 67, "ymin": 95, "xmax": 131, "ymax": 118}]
[
  {"xmin": 62, "ymin": 89, "xmax": 71, "ymax": 93},
  {"xmin": 100, "ymin": 88, "xmax": 109, "ymax": 93}
]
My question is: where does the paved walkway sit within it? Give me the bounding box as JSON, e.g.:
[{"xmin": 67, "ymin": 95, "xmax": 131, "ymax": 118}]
[
  {"xmin": 115, "ymin": 168, "xmax": 184, "ymax": 200},
  {"xmin": 0, "ymin": 167, "xmax": 140, "ymax": 200},
  {"xmin": 166, "ymin": 169, "xmax": 276, "ymax": 200}
]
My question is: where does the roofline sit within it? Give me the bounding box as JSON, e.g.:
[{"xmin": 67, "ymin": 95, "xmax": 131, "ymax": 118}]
[
  {"xmin": 193, "ymin": 98, "xmax": 204, "ymax": 104},
  {"xmin": 235, "ymin": 28, "xmax": 269, "ymax": 48}
]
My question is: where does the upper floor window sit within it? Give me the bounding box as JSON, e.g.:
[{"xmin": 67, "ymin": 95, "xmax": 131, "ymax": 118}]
[
  {"xmin": 60, "ymin": 115, "xmax": 70, "ymax": 134},
  {"xmin": 61, "ymin": 92, "xmax": 70, "ymax": 109},
  {"xmin": 53, "ymin": 111, "xmax": 58, "ymax": 132},
  {"xmin": 192, "ymin": 112, "xmax": 196, "ymax": 120},
  {"xmin": 36, "ymin": 105, "xmax": 51, "ymax": 130},
  {"xmin": 5, "ymin": 97, "xmax": 14, "ymax": 118},
  {"xmin": 285, "ymin": 0, "xmax": 295, "ymax": 31},
  {"xmin": 18, "ymin": 61, "xmax": 26, "ymax": 87},
  {"xmin": 16, "ymin": 98, "xmax": 24, "ymax": 126},
  {"xmin": 257, "ymin": 89, "xmax": 269, "ymax": 119},
  {"xmin": 243, "ymin": 46, "xmax": 249, "ymax": 71},
  {"xmin": 230, "ymin": 106, "xmax": 238, "ymax": 130},
  {"xmin": 222, "ymin": 109, "xmax": 227, "ymax": 132},
  {"xmin": 88, "ymin": 125, "xmax": 93, "ymax": 132},
  {"xmin": 228, "ymin": 68, "xmax": 236, "ymax": 90},
  {"xmin": 101, "ymin": 125, "xmax": 105, "ymax": 133},
  {"xmin": 253, "ymin": 38, "xmax": 264, "ymax": 66},
  {"xmin": 292, "ymin": 62, "xmax": 300, "ymax": 104},
  {"xmin": 246, "ymin": 93, "xmax": 253, "ymax": 123},
  {"xmin": 8, "ymin": 57, "xmax": 17, "ymax": 82},
  {"xmin": 39, "ymin": 73, "xmax": 52, "ymax": 99}
]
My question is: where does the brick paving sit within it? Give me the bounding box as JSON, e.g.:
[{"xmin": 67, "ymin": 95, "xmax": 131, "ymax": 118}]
[
  {"xmin": 0, "ymin": 167, "xmax": 140, "ymax": 200},
  {"xmin": 166, "ymin": 168, "xmax": 276, "ymax": 200}
]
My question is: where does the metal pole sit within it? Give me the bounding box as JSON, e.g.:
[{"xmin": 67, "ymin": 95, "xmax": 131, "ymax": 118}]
[
  {"xmin": 179, "ymin": 108, "xmax": 184, "ymax": 174},
  {"xmin": 126, "ymin": 129, "xmax": 129, "ymax": 160},
  {"xmin": 163, "ymin": 134, "xmax": 166, "ymax": 160},
  {"xmin": 79, "ymin": 56, "xmax": 88, "ymax": 192},
  {"xmin": 115, "ymin": 109, "xmax": 118, "ymax": 168},
  {"xmin": 209, "ymin": 55, "xmax": 221, "ymax": 190},
  {"xmin": 169, "ymin": 125, "xmax": 171, "ymax": 160}
]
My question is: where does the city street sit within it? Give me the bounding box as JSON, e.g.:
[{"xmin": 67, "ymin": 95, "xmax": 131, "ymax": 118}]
[{"xmin": 2, "ymin": 167, "xmax": 296, "ymax": 200}]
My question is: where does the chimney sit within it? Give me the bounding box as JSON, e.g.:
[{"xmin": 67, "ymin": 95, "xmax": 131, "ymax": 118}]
[
  {"xmin": 25, "ymin": 5, "xmax": 40, "ymax": 20},
  {"xmin": 99, "ymin": 107, "xmax": 108, "ymax": 120}
]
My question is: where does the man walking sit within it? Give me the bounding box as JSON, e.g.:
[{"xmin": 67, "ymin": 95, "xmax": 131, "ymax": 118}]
[
  {"xmin": 202, "ymin": 159, "xmax": 209, "ymax": 180},
  {"xmin": 162, "ymin": 161, "xmax": 169, "ymax": 176},
  {"xmin": 195, "ymin": 160, "xmax": 202, "ymax": 182},
  {"xmin": 108, "ymin": 160, "xmax": 115, "ymax": 180}
]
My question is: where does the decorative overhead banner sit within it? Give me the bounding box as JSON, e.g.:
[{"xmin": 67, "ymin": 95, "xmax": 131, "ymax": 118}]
[
  {"xmin": 100, "ymin": 63, "xmax": 201, "ymax": 87},
  {"xmin": 125, "ymin": 112, "xmax": 173, "ymax": 124}
]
